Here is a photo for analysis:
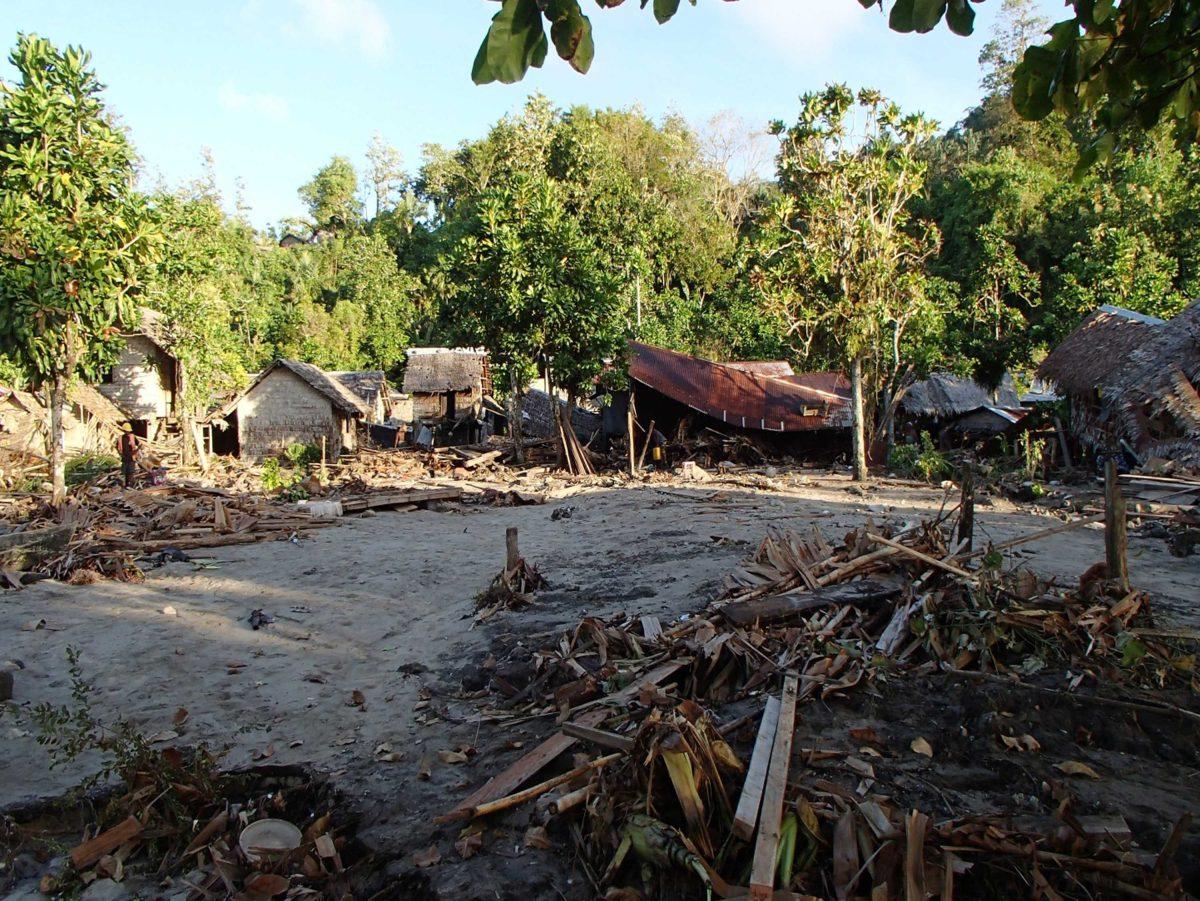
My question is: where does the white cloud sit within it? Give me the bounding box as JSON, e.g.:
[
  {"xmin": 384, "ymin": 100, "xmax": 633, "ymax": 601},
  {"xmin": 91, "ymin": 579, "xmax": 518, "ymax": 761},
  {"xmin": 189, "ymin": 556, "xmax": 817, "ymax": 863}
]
[
  {"xmin": 218, "ymin": 82, "xmax": 290, "ymax": 121},
  {"xmin": 286, "ymin": 0, "xmax": 392, "ymax": 59},
  {"xmin": 728, "ymin": 0, "xmax": 866, "ymax": 59}
]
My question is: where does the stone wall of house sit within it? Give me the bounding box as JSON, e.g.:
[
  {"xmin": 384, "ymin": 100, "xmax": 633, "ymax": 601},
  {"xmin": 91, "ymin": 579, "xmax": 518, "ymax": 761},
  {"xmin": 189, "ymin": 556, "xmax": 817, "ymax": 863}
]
[
  {"xmin": 98, "ymin": 335, "xmax": 173, "ymax": 420},
  {"xmin": 237, "ymin": 369, "xmax": 352, "ymax": 460},
  {"xmin": 522, "ymin": 389, "xmax": 602, "ymax": 440}
]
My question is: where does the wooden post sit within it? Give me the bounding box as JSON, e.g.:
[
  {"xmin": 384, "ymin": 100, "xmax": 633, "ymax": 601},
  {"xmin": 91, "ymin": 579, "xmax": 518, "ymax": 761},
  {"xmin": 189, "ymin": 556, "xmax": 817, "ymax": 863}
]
[
  {"xmin": 320, "ymin": 435, "xmax": 327, "ymax": 476},
  {"xmin": 1054, "ymin": 416, "xmax": 1073, "ymax": 469},
  {"xmin": 626, "ymin": 392, "xmax": 637, "ymax": 477},
  {"xmin": 957, "ymin": 464, "xmax": 975, "ymax": 552},
  {"xmin": 1104, "ymin": 458, "xmax": 1129, "ymax": 593},
  {"xmin": 505, "ymin": 526, "xmax": 519, "ymax": 574},
  {"xmin": 636, "ymin": 419, "xmax": 656, "ymax": 471}
]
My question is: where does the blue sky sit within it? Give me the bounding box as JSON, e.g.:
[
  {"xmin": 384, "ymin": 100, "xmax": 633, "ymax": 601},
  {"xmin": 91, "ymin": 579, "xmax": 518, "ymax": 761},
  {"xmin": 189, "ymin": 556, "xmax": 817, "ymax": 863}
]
[{"xmin": 2, "ymin": 0, "xmax": 1063, "ymax": 228}]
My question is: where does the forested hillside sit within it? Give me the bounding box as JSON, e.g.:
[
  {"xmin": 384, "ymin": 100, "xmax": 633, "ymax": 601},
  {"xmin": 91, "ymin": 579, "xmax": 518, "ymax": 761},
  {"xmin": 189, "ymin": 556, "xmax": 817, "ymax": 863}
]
[{"xmin": 4, "ymin": 0, "xmax": 1197, "ymax": 416}]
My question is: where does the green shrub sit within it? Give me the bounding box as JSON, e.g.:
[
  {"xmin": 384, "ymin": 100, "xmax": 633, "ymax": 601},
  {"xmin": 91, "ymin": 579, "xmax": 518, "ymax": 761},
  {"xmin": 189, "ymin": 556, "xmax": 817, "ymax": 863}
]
[
  {"xmin": 65, "ymin": 452, "xmax": 120, "ymax": 485},
  {"xmin": 284, "ymin": 442, "xmax": 321, "ymax": 467},
  {"xmin": 888, "ymin": 432, "xmax": 951, "ymax": 482}
]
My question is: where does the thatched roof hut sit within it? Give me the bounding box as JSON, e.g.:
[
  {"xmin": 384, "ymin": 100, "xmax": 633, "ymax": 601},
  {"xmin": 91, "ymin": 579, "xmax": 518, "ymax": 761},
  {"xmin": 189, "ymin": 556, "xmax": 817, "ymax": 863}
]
[
  {"xmin": 900, "ymin": 372, "xmax": 1020, "ymax": 420},
  {"xmin": 1036, "ymin": 305, "xmax": 1166, "ymax": 398},
  {"xmin": 218, "ymin": 360, "xmax": 374, "ymax": 460},
  {"xmin": 330, "ymin": 371, "xmax": 390, "ymax": 422},
  {"xmin": 402, "ymin": 348, "xmax": 489, "ymax": 394},
  {"xmin": 402, "ymin": 348, "xmax": 490, "ymax": 423},
  {"xmin": 1037, "ymin": 302, "xmax": 1200, "ymax": 465}
]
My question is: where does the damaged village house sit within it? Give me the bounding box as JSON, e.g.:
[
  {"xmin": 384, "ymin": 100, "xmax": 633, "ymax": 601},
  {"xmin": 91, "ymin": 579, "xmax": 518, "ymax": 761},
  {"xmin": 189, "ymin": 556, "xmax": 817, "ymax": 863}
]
[
  {"xmin": 1037, "ymin": 301, "xmax": 1200, "ymax": 470},
  {"xmin": 611, "ymin": 342, "xmax": 853, "ymax": 464},
  {"xmin": 1, "ymin": 308, "xmax": 183, "ymax": 478}
]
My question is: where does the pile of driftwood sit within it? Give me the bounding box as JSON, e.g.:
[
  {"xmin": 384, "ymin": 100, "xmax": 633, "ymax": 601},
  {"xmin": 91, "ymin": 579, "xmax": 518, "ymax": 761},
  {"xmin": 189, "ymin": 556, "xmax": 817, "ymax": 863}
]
[
  {"xmin": 0, "ymin": 475, "xmax": 466, "ymax": 587},
  {"xmin": 440, "ymin": 514, "xmax": 1196, "ymax": 898}
]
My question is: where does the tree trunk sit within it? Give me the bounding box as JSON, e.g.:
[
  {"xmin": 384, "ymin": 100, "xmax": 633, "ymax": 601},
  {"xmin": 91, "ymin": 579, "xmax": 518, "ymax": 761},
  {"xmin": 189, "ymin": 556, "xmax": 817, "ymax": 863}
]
[
  {"xmin": 850, "ymin": 355, "xmax": 867, "ymax": 482},
  {"xmin": 48, "ymin": 374, "xmax": 67, "ymax": 507},
  {"xmin": 509, "ymin": 369, "xmax": 525, "ymax": 464}
]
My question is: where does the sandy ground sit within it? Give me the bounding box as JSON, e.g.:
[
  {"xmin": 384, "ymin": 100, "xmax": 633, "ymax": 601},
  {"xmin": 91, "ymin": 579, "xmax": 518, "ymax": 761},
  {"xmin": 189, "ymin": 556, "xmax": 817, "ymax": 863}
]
[{"xmin": 2, "ymin": 472, "xmax": 1197, "ymax": 895}]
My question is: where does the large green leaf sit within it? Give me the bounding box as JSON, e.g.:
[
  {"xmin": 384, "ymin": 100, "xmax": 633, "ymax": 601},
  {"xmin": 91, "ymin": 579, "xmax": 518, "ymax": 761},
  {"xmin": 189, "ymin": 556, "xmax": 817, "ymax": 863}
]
[
  {"xmin": 546, "ymin": 0, "xmax": 595, "ymax": 72},
  {"xmin": 911, "ymin": 0, "xmax": 948, "ymax": 33},
  {"xmin": 945, "ymin": 0, "xmax": 974, "ymax": 36},
  {"xmin": 653, "ymin": 0, "xmax": 682, "ymax": 25},
  {"xmin": 888, "ymin": 0, "xmax": 917, "ymax": 32},
  {"xmin": 472, "ymin": 0, "xmax": 549, "ymax": 86}
]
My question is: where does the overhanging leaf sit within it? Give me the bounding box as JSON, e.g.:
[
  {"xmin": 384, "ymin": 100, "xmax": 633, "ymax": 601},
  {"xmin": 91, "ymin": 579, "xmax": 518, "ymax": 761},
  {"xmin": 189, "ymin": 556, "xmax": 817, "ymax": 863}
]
[{"xmin": 473, "ymin": 0, "xmax": 550, "ymax": 86}]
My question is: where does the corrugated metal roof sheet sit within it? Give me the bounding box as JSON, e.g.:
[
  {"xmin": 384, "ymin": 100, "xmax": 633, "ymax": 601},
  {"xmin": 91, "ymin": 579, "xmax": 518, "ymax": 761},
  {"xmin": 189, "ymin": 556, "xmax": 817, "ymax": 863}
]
[
  {"xmin": 725, "ymin": 360, "xmax": 795, "ymax": 378},
  {"xmin": 629, "ymin": 342, "xmax": 851, "ymax": 432}
]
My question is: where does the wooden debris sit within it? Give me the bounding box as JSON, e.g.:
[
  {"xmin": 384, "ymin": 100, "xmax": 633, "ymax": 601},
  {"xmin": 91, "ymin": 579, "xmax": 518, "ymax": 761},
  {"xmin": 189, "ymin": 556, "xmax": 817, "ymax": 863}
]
[
  {"xmin": 732, "ymin": 696, "xmax": 781, "ymax": 841},
  {"xmin": 749, "ymin": 675, "xmax": 800, "ymax": 900},
  {"xmin": 70, "ymin": 816, "xmax": 143, "ymax": 870}
]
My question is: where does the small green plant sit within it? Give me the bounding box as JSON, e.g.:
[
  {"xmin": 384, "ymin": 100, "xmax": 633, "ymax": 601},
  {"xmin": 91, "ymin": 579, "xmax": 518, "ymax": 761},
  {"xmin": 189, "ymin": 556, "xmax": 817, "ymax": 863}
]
[
  {"xmin": 284, "ymin": 442, "xmax": 321, "ymax": 467},
  {"xmin": 260, "ymin": 456, "xmax": 286, "ymax": 491},
  {"xmin": 64, "ymin": 452, "xmax": 119, "ymax": 485},
  {"xmin": 888, "ymin": 432, "xmax": 951, "ymax": 482}
]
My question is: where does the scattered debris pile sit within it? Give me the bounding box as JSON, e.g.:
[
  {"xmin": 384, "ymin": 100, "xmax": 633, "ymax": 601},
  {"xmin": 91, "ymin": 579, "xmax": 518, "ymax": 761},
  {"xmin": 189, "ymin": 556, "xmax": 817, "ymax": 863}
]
[
  {"xmin": 443, "ymin": 515, "xmax": 1198, "ymax": 898},
  {"xmin": 0, "ymin": 468, "xmax": 469, "ymax": 587},
  {"xmin": 1, "ymin": 763, "xmax": 378, "ymax": 899},
  {"xmin": 475, "ymin": 527, "xmax": 548, "ymax": 622}
]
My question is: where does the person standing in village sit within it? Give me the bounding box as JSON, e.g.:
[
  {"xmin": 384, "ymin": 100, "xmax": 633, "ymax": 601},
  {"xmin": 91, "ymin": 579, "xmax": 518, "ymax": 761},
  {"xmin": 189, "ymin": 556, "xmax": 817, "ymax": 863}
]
[{"xmin": 119, "ymin": 426, "xmax": 138, "ymax": 487}]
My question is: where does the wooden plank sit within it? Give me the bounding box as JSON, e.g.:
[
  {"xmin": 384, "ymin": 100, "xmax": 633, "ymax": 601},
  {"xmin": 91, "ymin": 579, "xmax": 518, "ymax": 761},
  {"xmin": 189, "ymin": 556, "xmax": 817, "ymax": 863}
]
[
  {"xmin": 722, "ymin": 580, "xmax": 901, "ymax": 628},
  {"xmin": 732, "ymin": 695, "xmax": 781, "ymax": 841},
  {"xmin": 865, "ymin": 533, "xmax": 977, "ymax": 583},
  {"xmin": 640, "ymin": 615, "xmax": 662, "ymax": 640},
  {"xmin": 70, "ymin": 815, "xmax": 143, "ymax": 870},
  {"xmin": 748, "ymin": 674, "xmax": 799, "ymax": 900},
  {"xmin": 561, "ymin": 722, "xmax": 635, "ymax": 752},
  {"xmin": 438, "ymin": 660, "xmax": 686, "ymax": 823}
]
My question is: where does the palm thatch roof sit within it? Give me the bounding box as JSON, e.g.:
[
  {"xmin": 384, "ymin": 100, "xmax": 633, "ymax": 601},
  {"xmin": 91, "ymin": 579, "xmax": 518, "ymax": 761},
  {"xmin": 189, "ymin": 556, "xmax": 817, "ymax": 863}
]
[
  {"xmin": 900, "ymin": 372, "xmax": 1020, "ymax": 419},
  {"xmin": 402, "ymin": 348, "xmax": 488, "ymax": 394},
  {"xmin": 1098, "ymin": 300, "xmax": 1200, "ymax": 465},
  {"xmin": 1036, "ymin": 305, "xmax": 1166, "ymax": 397},
  {"xmin": 330, "ymin": 371, "xmax": 389, "ymax": 408},
  {"xmin": 69, "ymin": 384, "xmax": 127, "ymax": 426}
]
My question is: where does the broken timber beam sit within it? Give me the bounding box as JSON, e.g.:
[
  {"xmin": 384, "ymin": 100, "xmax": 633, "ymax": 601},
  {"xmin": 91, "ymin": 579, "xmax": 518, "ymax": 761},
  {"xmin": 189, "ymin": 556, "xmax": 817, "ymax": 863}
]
[
  {"xmin": 865, "ymin": 533, "xmax": 977, "ymax": 582},
  {"xmin": 338, "ymin": 487, "xmax": 463, "ymax": 514},
  {"xmin": 721, "ymin": 580, "xmax": 901, "ymax": 628}
]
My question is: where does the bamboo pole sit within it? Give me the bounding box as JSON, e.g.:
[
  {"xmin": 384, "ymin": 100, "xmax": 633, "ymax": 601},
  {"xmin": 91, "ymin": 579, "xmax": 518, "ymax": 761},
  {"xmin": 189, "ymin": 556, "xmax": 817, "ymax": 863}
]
[{"xmin": 1104, "ymin": 458, "xmax": 1129, "ymax": 593}]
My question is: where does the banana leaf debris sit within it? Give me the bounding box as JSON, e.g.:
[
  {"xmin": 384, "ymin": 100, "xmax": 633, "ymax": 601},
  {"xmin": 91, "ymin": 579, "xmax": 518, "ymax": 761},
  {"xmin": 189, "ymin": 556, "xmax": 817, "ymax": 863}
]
[{"xmin": 442, "ymin": 513, "xmax": 1199, "ymax": 898}]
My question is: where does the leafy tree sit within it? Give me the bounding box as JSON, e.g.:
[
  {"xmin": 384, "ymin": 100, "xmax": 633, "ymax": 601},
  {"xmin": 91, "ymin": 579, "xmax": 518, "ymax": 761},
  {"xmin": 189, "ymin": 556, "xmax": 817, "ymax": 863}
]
[
  {"xmin": 437, "ymin": 171, "xmax": 622, "ymax": 457},
  {"xmin": 365, "ymin": 132, "xmax": 406, "ymax": 217},
  {"xmin": 0, "ymin": 34, "xmax": 159, "ymax": 503},
  {"xmin": 749, "ymin": 86, "xmax": 941, "ymax": 479},
  {"xmin": 298, "ymin": 155, "xmax": 362, "ymax": 231}
]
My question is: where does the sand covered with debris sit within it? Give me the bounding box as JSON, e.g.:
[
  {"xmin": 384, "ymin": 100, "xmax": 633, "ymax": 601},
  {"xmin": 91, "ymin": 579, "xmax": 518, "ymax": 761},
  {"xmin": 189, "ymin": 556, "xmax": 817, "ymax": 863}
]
[{"xmin": 2, "ymin": 473, "xmax": 1197, "ymax": 895}]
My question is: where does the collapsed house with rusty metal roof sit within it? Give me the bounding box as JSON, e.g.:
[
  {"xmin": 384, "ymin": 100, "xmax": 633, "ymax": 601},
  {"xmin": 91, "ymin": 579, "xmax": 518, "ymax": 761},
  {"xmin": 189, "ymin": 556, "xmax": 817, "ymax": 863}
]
[
  {"xmin": 619, "ymin": 342, "xmax": 851, "ymax": 460},
  {"xmin": 1037, "ymin": 302, "xmax": 1200, "ymax": 468}
]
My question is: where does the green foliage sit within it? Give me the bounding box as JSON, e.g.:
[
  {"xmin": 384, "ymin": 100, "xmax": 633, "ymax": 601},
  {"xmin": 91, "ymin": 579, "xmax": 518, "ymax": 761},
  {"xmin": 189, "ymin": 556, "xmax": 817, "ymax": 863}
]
[
  {"xmin": 889, "ymin": 432, "xmax": 952, "ymax": 482},
  {"xmin": 298, "ymin": 155, "xmax": 362, "ymax": 230},
  {"xmin": 261, "ymin": 446, "xmax": 315, "ymax": 497},
  {"xmin": 0, "ymin": 34, "xmax": 160, "ymax": 499},
  {"xmin": 64, "ymin": 452, "xmax": 119, "ymax": 485},
  {"xmin": 285, "ymin": 442, "xmax": 321, "ymax": 467}
]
